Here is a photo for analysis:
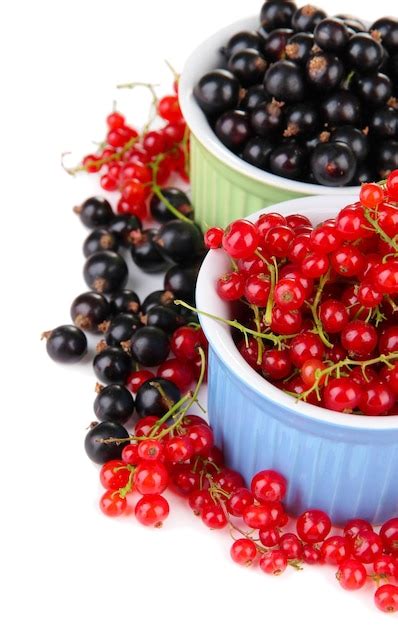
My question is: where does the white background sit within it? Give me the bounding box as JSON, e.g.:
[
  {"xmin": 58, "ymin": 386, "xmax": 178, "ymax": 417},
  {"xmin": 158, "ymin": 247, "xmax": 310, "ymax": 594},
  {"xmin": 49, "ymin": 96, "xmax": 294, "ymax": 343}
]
[{"xmin": 1, "ymin": 1, "xmax": 397, "ymax": 624}]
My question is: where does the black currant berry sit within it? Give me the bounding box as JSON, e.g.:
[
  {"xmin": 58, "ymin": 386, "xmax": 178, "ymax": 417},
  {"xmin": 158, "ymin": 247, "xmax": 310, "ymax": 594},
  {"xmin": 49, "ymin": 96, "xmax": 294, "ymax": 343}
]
[
  {"xmin": 223, "ymin": 31, "xmax": 264, "ymax": 58},
  {"xmin": 70, "ymin": 291, "xmax": 110, "ymax": 333},
  {"xmin": 164, "ymin": 264, "xmax": 199, "ymax": 304},
  {"xmin": 311, "ymin": 141, "xmax": 356, "ymax": 186},
  {"xmin": 130, "ymin": 228, "xmax": 169, "ymax": 273},
  {"xmin": 240, "ymin": 85, "xmax": 269, "ymax": 111},
  {"xmin": 264, "ymin": 60, "xmax": 305, "ymax": 102},
  {"xmin": 93, "ymin": 347, "xmax": 132, "ymax": 384},
  {"xmin": 154, "ymin": 221, "xmax": 204, "ymax": 265},
  {"xmin": 142, "ymin": 290, "xmax": 175, "ymax": 314},
  {"xmin": 135, "ymin": 378, "xmax": 181, "ymax": 418},
  {"xmin": 84, "ymin": 421, "xmax": 129, "ymax": 464},
  {"xmin": 321, "ymin": 91, "xmax": 362, "ymax": 126},
  {"xmin": 330, "ymin": 126, "xmax": 369, "ymax": 162},
  {"xmin": 285, "ymin": 32, "xmax": 314, "ymax": 64},
  {"xmin": 228, "ymin": 49, "xmax": 268, "ymax": 86},
  {"xmin": 242, "ymin": 137, "xmax": 274, "ymax": 169},
  {"xmin": 145, "ymin": 305, "xmax": 185, "ymax": 335},
  {"xmin": 105, "ymin": 313, "xmax": 143, "ymax": 347},
  {"xmin": 74, "ymin": 197, "xmax": 114, "ymax": 229},
  {"xmin": 194, "ymin": 70, "xmax": 241, "ymax": 116},
  {"xmin": 376, "ymin": 140, "xmax": 398, "ymax": 176},
  {"xmin": 306, "ymin": 52, "xmax": 344, "ymax": 91},
  {"xmin": 369, "ymin": 107, "xmax": 398, "ymax": 138},
  {"xmin": 94, "ymin": 384, "xmax": 135, "ymax": 424},
  {"xmin": 150, "ymin": 188, "xmax": 193, "ymax": 223},
  {"xmin": 251, "ymin": 100, "xmax": 284, "ymax": 137},
  {"xmin": 269, "ymin": 141, "xmax": 307, "ymax": 180},
  {"xmin": 314, "ymin": 18, "xmax": 350, "ymax": 52},
  {"xmin": 292, "ymin": 4, "xmax": 327, "ymax": 33},
  {"xmin": 108, "ymin": 215, "xmax": 142, "ymax": 246},
  {"xmin": 263, "ymin": 28, "xmax": 294, "ymax": 60},
  {"xmin": 83, "ymin": 251, "xmax": 128, "ymax": 294},
  {"xmin": 371, "ymin": 17, "xmax": 398, "ymax": 53},
  {"xmin": 283, "ymin": 102, "xmax": 320, "ymax": 138},
  {"xmin": 353, "ymin": 72, "xmax": 393, "ymax": 107},
  {"xmin": 43, "ymin": 324, "xmax": 87, "ymax": 364},
  {"xmin": 215, "ymin": 110, "xmax": 252, "ymax": 151},
  {"xmin": 109, "ymin": 289, "xmax": 141, "ymax": 316},
  {"xmin": 260, "ymin": 0, "xmax": 297, "ymax": 30},
  {"xmin": 352, "ymin": 161, "xmax": 375, "ymax": 184},
  {"xmin": 130, "ymin": 326, "xmax": 170, "ymax": 367},
  {"xmin": 304, "ymin": 131, "xmax": 330, "ymax": 153},
  {"xmin": 346, "ymin": 34, "xmax": 384, "ymax": 72},
  {"xmin": 83, "ymin": 228, "xmax": 119, "ymax": 258},
  {"xmin": 335, "ymin": 15, "xmax": 366, "ymax": 33}
]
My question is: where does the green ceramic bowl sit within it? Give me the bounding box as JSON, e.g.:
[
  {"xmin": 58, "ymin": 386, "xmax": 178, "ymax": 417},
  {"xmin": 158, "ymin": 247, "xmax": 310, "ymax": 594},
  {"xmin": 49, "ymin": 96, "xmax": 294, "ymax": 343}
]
[{"xmin": 179, "ymin": 16, "xmax": 361, "ymax": 228}]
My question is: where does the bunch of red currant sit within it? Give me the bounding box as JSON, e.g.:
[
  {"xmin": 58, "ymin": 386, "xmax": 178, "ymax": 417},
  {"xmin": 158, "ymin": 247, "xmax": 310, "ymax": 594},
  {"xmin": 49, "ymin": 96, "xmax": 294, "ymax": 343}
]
[{"xmin": 204, "ymin": 172, "xmax": 398, "ymax": 416}]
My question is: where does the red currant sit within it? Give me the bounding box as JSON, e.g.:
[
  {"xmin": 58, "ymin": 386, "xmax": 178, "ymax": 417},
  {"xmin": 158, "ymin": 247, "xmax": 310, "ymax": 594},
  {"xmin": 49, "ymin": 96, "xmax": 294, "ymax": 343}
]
[
  {"xmin": 251, "ymin": 469, "xmax": 287, "ymax": 503},
  {"xmin": 157, "ymin": 95, "xmax": 183, "ymax": 123},
  {"xmin": 274, "ymin": 278, "xmax": 305, "ymax": 310},
  {"xmin": 100, "ymin": 460, "xmax": 130, "ymax": 490},
  {"xmin": 374, "ymin": 584, "xmax": 398, "ymax": 613},
  {"xmin": 319, "ymin": 299, "xmax": 349, "ymax": 334},
  {"xmin": 336, "ymin": 558, "xmax": 367, "ymax": 590},
  {"xmin": 157, "ymin": 358, "xmax": 194, "ymax": 392},
  {"xmin": 279, "ymin": 532, "xmax": 304, "ymax": 560},
  {"xmin": 230, "ymin": 538, "xmax": 257, "ymax": 566},
  {"xmin": 201, "ymin": 503, "xmax": 227, "ymax": 529},
  {"xmin": 380, "ymin": 518, "xmax": 398, "ymax": 556},
  {"xmin": 134, "ymin": 461, "xmax": 169, "ymax": 495},
  {"xmin": 323, "ymin": 378, "xmax": 362, "ymax": 412},
  {"xmin": 341, "ymin": 320, "xmax": 378, "ymax": 357},
  {"xmin": 137, "ymin": 438, "xmax": 164, "ymax": 462},
  {"xmin": 135, "ymin": 494, "xmax": 169, "ymax": 527},
  {"xmin": 100, "ymin": 490, "xmax": 127, "ymax": 517},
  {"xmin": 360, "ymin": 182, "xmax": 385, "ymax": 208},
  {"xmin": 244, "ymin": 274, "xmax": 271, "ymax": 306},
  {"xmin": 227, "ymin": 488, "xmax": 254, "ymax": 517},
  {"xmin": 259, "ymin": 549, "xmax": 287, "ymax": 575},
  {"xmin": 321, "ymin": 536, "xmax": 351, "ymax": 565},
  {"xmin": 387, "ymin": 169, "xmax": 398, "ymax": 201},
  {"xmin": 296, "ymin": 509, "xmax": 331, "ymax": 543},
  {"xmin": 262, "ymin": 349, "xmax": 292, "ymax": 380},
  {"xmin": 205, "ymin": 227, "xmax": 224, "ymax": 249},
  {"xmin": 222, "ymin": 220, "xmax": 259, "ymax": 259},
  {"xmin": 351, "ymin": 529, "xmax": 383, "ymax": 563}
]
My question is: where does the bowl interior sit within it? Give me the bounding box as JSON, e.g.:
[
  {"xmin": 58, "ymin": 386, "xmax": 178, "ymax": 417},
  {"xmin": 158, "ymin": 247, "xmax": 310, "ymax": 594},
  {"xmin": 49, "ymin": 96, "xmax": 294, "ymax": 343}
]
[
  {"xmin": 179, "ymin": 15, "xmax": 362, "ymax": 196},
  {"xmin": 196, "ymin": 195, "xmax": 398, "ymax": 430}
]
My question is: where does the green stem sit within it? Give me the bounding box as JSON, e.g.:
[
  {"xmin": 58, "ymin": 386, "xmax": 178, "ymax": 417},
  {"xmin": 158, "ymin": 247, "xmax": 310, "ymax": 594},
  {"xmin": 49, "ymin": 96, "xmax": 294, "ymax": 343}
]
[
  {"xmin": 364, "ymin": 208, "xmax": 398, "ymax": 253},
  {"xmin": 309, "ymin": 271, "xmax": 333, "ymax": 349},
  {"xmin": 64, "ymin": 135, "xmax": 139, "ymax": 176},
  {"xmin": 151, "ymin": 156, "xmax": 194, "ymax": 224}
]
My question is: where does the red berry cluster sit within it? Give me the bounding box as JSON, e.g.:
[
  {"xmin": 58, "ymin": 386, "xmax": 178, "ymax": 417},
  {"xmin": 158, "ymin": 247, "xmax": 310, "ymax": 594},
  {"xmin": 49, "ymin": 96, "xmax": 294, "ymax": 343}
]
[
  {"xmin": 67, "ymin": 82, "xmax": 188, "ymax": 221},
  {"xmin": 204, "ymin": 173, "xmax": 398, "ymax": 416}
]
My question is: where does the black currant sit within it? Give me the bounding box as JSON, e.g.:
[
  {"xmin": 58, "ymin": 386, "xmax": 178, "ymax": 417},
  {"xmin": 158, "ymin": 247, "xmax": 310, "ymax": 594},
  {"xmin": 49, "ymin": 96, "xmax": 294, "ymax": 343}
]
[
  {"xmin": 264, "ymin": 60, "xmax": 305, "ymax": 102},
  {"xmin": 346, "ymin": 34, "xmax": 384, "ymax": 72},
  {"xmin": 242, "ymin": 137, "xmax": 274, "ymax": 169},
  {"xmin": 105, "ymin": 313, "xmax": 143, "ymax": 347},
  {"xmin": 335, "ymin": 15, "xmax": 367, "ymax": 33},
  {"xmin": 376, "ymin": 140, "xmax": 398, "ymax": 176},
  {"xmin": 285, "ymin": 32, "xmax": 314, "ymax": 64},
  {"xmin": 314, "ymin": 18, "xmax": 350, "ymax": 52},
  {"xmin": 164, "ymin": 264, "xmax": 199, "ymax": 304},
  {"xmin": 93, "ymin": 347, "xmax": 132, "ymax": 384},
  {"xmin": 70, "ymin": 291, "xmax": 110, "ymax": 333},
  {"xmin": 83, "ymin": 228, "xmax": 119, "ymax": 258},
  {"xmin": 228, "ymin": 48, "xmax": 268, "ymax": 87},
  {"xmin": 94, "ymin": 384, "xmax": 135, "ymax": 424},
  {"xmin": 135, "ymin": 378, "xmax": 181, "ymax": 418},
  {"xmin": 215, "ymin": 110, "xmax": 252, "ymax": 151},
  {"xmin": 321, "ymin": 90, "xmax": 362, "ymax": 126},
  {"xmin": 371, "ymin": 17, "xmax": 398, "ymax": 53},
  {"xmin": 263, "ymin": 28, "xmax": 294, "ymax": 61},
  {"xmin": 84, "ymin": 421, "xmax": 129, "ymax": 464},
  {"xmin": 130, "ymin": 326, "xmax": 170, "ymax": 367},
  {"xmin": 292, "ymin": 5, "xmax": 327, "ymax": 33},
  {"xmin": 194, "ymin": 70, "xmax": 241, "ymax": 116},
  {"xmin": 260, "ymin": 1, "xmax": 297, "ymax": 30},
  {"xmin": 353, "ymin": 72, "xmax": 393, "ymax": 107},
  {"xmin": 83, "ymin": 251, "xmax": 128, "ymax": 294},
  {"xmin": 311, "ymin": 141, "xmax": 356, "ymax": 186},
  {"xmin": 306, "ymin": 52, "xmax": 344, "ymax": 91},
  {"xmin": 43, "ymin": 324, "xmax": 87, "ymax": 364},
  {"xmin": 330, "ymin": 126, "xmax": 369, "ymax": 161},
  {"xmin": 109, "ymin": 289, "xmax": 141, "ymax": 316},
  {"xmin": 74, "ymin": 197, "xmax": 114, "ymax": 229},
  {"xmin": 131, "ymin": 228, "xmax": 169, "ymax": 273},
  {"xmin": 108, "ymin": 215, "xmax": 142, "ymax": 246},
  {"xmin": 269, "ymin": 141, "xmax": 307, "ymax": 180},
  {"xmin": 369, "ymin": 107, "xmax": 398, "ymax": 138},
  {"xmin": 352, "ymin": 161, "xmax": 375, "ymax": 184},
  {"xmin": 283, "ymin": 102, "xmax": 320, "ymax": 137},
  {"xmin": 145, "ymin": 305, "xmax": 185, "ymax": 334},
  {"xmin": 250, "ymin": 100, "xmax": 284, "ymax": 137},
  {"xmin": 303, "ymin": 131, "xmax": 330, "ymax": 152},
  {"xmin": 149, "ymin": 188, "xmax": 193, "ymax": 223},
  {"xmin": 154, "ymin": 220, "xmax": 204, "ymax": 265},
  {"xmin": 240, "ymin": 85, "xmax": 269, "ymax": 111},
  {"xmin": 223, "ymin": 31, "xmax": 264, "ymax": 58},
  {"xmin": 142, "ymin": 290, "xmax": 175, "ymax": 314}
]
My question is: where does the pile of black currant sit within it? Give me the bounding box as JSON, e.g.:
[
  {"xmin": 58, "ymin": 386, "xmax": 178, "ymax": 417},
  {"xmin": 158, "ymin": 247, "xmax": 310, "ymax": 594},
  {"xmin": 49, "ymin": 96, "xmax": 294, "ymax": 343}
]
[
  {"xmin": 194, "ymin": 1, "xmax": 398, "ymax": 186},
  {"xmin": 43, "ymin": 193, "xmax": 206, "ymax": 457}
]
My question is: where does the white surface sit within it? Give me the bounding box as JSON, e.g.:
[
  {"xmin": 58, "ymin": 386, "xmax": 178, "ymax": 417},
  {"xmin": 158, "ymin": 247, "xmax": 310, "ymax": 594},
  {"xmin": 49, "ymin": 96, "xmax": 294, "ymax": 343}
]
[
  {"xmin": 197, "ymin": 195, "xmax": 398, "ymax": 428},
  {"xmin": 1, "ymin": 1, "xmax": 397, "ymax": 625}
]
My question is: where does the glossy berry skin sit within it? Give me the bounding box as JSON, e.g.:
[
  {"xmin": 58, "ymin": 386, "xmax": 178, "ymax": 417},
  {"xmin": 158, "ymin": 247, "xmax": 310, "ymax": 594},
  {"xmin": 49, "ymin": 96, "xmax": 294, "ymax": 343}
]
[
  {"xmin": 285, "ymin": 32, "xmax": 314, "ymax": 64},
  {"xmin": 336, "ymin": 559, "xmax": 367, "ymax": 591},
  {"xmin": 100, "ymin": 491, "xmax": 127, "ymax": 517},
  {"xmin": 264, "ymin": 225, "xmax": 295, "ymax": 257},
  {"xmin": 271, "ymin": 307, "xmax": 303, "ymax": 334},
  {"xmin": 279, "ymin": 533, "xmax": 304, "ymax": 560},
  {"xmin": 93, "ymin": 347, "xmax": 131, "ymax": 385},
  {"xmin": 105, "ymin": 313, "xmax": 142, "ymax": 347},
  {"xmin": 134, "ymin": 461, "xmax": 168, "ymax": 495},
  {"xmin": 351, "ymin": 529, "xmax": 383, "ymax": 564},
  {"xmin": 353, "ymin": 72, "xmax": 392, "ymax": 108},
  {"xmin": 323, "ymin": 378, "xmax": 362, "ymax": 412},
  {"xmin": 187, "ymin": 424, "xmax": 214, "ymax": 455},
  {"xmin": 372, "ymin": 261, "xmax": 398, "ymax": 295},
  {"xmin": 241, "ymin": 85, "xmax": 268, "ymax": 111},
  {"xmin": 262, "ymin": 349, "xmax": 292, "ymax": 381},
  {"xmin": 228, "ymin": 48, "xmax": 267, "ymax": 86},
  {"xmin": 264, "ymin": 28, "xmax": 294, "ymax": 61},
  {"xmin": 126, "ymin": 370, "xmax": 153, "ymax": 394},
  {"xmin": 130, "ymin": 326, "xmax": 170, "ymax": 367},
  {"xmin": 135, "ymin": 494, "xmax": 169, "ymax": 527},
  {"xmin": 171, "ymin": 326, "xmax": 204, "ymax": 361},
  {"xmin": 242, "ymin": 137, "xmax": 274, "ymax": 170},
  {"xmin": 165, "ymin": 435, "xmax": 194, "ymax": 463},
  {"xmin": 251, "ymin": 469, "xmax": 287, "ymax": 502},
  {"xmin": 358, "ymin": 382, "xmax": 395, "ymax": 416},
  {"xmin": 217, "ymin": 272, "xmax": 245, "ymax": 301},
  {"xmin": 321, "ymin": 91, "xmax": 361, "ymax": 127},
  {"xmin": 259, "ymin": 527, "xmax": 281, "ymax": 548},
  {"xmin": 264, "ymin": 60, "xmax": 305, "ymax": 103},
  {"xmin": 83, "ymin": 251, "xmax": 128, "ymax": 294},
  {"xmin": 319, "ymin": 299, "xmax": 348, "ymax": 334},
  {"xmin": 373, "ymin": 555, "xmax": 398, "ymax": 582},
  {"xmin": 303, "ymin": 545, "xmax": 324, "ymax": 565},
  {"xmin": 321, "ymin": 536, "xmax": 351, "ymax": 565},
  {"xmin": 330, "ymin": 126, "xmax": 369, "ymax": 163},
  {"xmin": 260, "ymin": 1, "xmax": 296, "ymax": 30},
  {"xmin": 306, "ymin": 52, "xmax": 344, "ymax": 91},
  {"xmin": 269, "ymin": 142, "xmax": 307, "ymax": 181},
  {"xmin": 301, "ymin": 252, "xmax": 329, "ymax": 278},
  {"xmin": 224, "ymin": 30, "xmax": 263, "ymax": 58},
  {"xmin": 330, "ymin": 244, "xmax": 365, "ymax": 277},
  {"xmin": 341, "ymin": 320, "xmax": 377, "ymax": 358},
  {"xmin": 108, "ymin": 214, "xmax": 142, "ymax": 247},
  {"xmin": 164, "ymin": 264, "xmax": 199, "ymax": 305},
  {"xmin": 374, "ymin": 584, "xmax": 398, "ymax": 613},
  {"xmin": 230, "ymin": 538, "xmax": 258, "ymax": 566},
  {"xmin": 100, "ymin": 460, "xmax": 130, "ymax": 490},
  {"xmin": 150, "ymin": 188, "xmax": 193, "ymax": 224},
  {"xmin": 201, "ymin": 503, "xmax": 228, "ymax": 529},
  {"xmin": 137, "ymin": 439, "xmax": 165, "ymax": 462},
  {"xmin": 227, "ymin": 488, "xmax": 254, "ymax": 517},
  {"xmin": 296, "ymin": 509, "xmax": 331, "ymax": 544},
  {"xmin": 244, "ymin": 273, "xmax": 271, "ymax": 306},
  {"xmin": 188, "ymin": 489, "xmax": 213, "ymax": 515},
  {"xmin": 121, "ymin": 443, "xmax": 140, "ymax": 465},
  {"xmin": 215, "ymin": 110, "xmax": 252, "ymax": 152},
  {"xmin": 146, "ymin": 306, "xmax": 185, "ymax": 335},
  {"xmin": 76, "ymin": 196, "xmax": 114, "ymax": 229},
  {"xmin": 71, "ymin": 291, "xmax": 110, "ymax": 333},
  {"xmin": 346, "ymin": 34, "xmax": 383, "ymax": 72},
  {"xmin": 131, "ymin": 229, "xmax": 169, "ymax": 274},
  {"xmin": 259, "ymin": 550, "xmax": 287, "ymax": 575},
  {"xmin": 84, "ymin": 421, "xmax": 129, "ymax": 464},
  {"xmin": 94, "ymin": 384, "xmax": 135, "ymax": 424},
  {"xmin": 194, "ymin": 70, "xmax": 240, "ymax": 115},
  {"xmin": 380, "ymin": 518, "xmax": 398, "ymax": 556},
  {"xmin": 243, "ymin": 502, "xmax": 282, "ymax": 530},
  {"xmin": 44, "ymin": 325, "xmax": 87, "ymax": 364},
  {"xmin": 387, "ymin": 169, "xmax": 398, "ymax": 201},
  {"xmin": 292, "ymin": 5, "xmax": 326, "ymax": 32},
  {"xmin": 135, "ymin": 377, "xmax": 180, "ymax": 418},
  {"xmin": 205, "ymin": 227, "xmax": 223, "ymax": 249},
  {"xmin": 109, "ymin": 289, "xmax": 140, "ymax": 316},
  {"xmin": 154, "ymin": 221, "xmax": 204, "ymax": 266},
  {"xmin": 314, "ymin": 17, "xmax": 350, "ymax": 52},
  {"xmin": 83, "ymin": 228, "xmax": 119, "ymax": 258},
  {"xmin": 274, "ymin": 279, "xmax": 305, "ymax": 310},
  {"xmin": 289, "ymin": 333, "xmax": 324, "ymax": 368},
  {"xmin": 343, "ymin": 518, "xmax": 373, "ymax": 541},
  {"xmin": 311, "ymin": 142, "xmax": 356, "ymax": 187},
  {"xmin": 251, "ymin": 101, "xmax": 284, "ymax": 137}
]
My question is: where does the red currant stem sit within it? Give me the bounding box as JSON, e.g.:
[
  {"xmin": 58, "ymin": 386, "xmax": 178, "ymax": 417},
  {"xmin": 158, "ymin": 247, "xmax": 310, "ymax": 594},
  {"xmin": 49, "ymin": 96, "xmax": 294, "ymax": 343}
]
[
  {"xmin": 251, "ymin": 304, "xmax": 264, "ymax": 365},
  {"xmin": 118, "ymin": 467, "xmax": 136, "ymax": 498},
  {"xmin": 148, "ymin": 393, "xmax": 192, "ymax": 436},
  {"xmin": 369, "ymin": 573, "xmax": 390, "ymax": 585},
  {"xmin": 296, "ymin": 351, "xmax": 398, "ymax": 402},
  {"xmin": 150, "ymin": 157, "xmax": 194, "ymax": 224},
  {"xmin": 386, "ymin": 295, "xmax": 398, "ymax": 312},
  {"xmin": 164, "ymin": 59, "xmax": 180, "ymax": 82},
  {"xmin": 308, "ymin": 270, "xmax": 333, "ymax": 349},
  {"xmin": 149, "ymin": 380, "xmax": 174, "ymax": 410},
  {"xmin": 63, "ymin": 135, "xmax": 140, "ymax": 176},
  {"xmin": 288, "ymin": 559, "xmax": 304, "ymax": 571},
  {"xmin": 254, "ymin": 251, "xmax": 276, "ymax": 327},
  {"xmin": 364, "ymin": 207, "xmax": 398, "ymax": 253},
  {"xmin": 174, "ymin": 300, "xmax": 297, "ymax": 348}
]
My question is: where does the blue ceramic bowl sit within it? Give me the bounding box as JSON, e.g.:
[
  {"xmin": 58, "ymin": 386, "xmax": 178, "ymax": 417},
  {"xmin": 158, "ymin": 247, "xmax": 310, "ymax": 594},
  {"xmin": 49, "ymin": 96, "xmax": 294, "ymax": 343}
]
[{"xmin": 196, "ymin": 195, "xmax": 398, "ymax": 526}]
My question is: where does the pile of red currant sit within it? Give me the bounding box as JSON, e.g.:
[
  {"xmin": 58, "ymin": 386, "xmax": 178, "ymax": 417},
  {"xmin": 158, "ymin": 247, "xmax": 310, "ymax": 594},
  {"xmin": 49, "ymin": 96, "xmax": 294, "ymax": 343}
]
[{"xmin": 204, "ymin": 173, "xmax": 398, "ymax": 416}]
